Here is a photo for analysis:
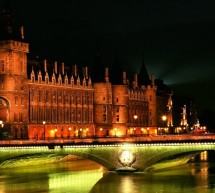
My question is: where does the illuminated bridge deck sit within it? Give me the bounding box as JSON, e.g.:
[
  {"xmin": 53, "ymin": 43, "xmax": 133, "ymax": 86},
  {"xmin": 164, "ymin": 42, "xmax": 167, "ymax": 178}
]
[{"xmin": 0, "ymin": 134, "xmax": 215, "ymax": 147}]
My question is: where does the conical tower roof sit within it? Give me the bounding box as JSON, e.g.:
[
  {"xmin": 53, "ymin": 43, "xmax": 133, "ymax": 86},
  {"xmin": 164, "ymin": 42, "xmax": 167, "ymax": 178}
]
[
  {"xmin": 91, "ymin": 49, "xmax": 106, "ymax": 83},
  {"xmin": 138, "ymin": 61, "xmax": 150, "ymax": 86},
  {"xmin": 110, "ymin": 53, "xmax": 123, "ymax": 85}
]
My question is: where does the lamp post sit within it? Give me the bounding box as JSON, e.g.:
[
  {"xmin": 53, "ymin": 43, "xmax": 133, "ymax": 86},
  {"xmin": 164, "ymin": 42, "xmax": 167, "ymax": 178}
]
[
  {"xmin": 68, "ymin": 127, "xmax": 71, "ymax": 139},
  {"xmin": 162, "ymin": 115, "xmax": 167, "ymax": 123},
  {"xmin": 147, "ymin": 127, "xmax": 150, "ymax": 136},
  {"xmin": 86, "ymin": 128, "xmax": 89, "ymax": 137},
  {"xmin": 161, "ymin": 115, "xmax": 167, "ymax": 134},
  {"xmin": 134, "ymin": 115, "xmax": 138, "ymax": 137},
  {"xmin": 0, "ymin": 120, "xmax": 3, "ymax": 140},
  {"xmin": 55, "ymin": 128, "xmax": 58, "ymax": 139},
  {"xmin": 43, "ymin": 121, "xmax": 46, "ymax": 140},
  {"xmin": 114, "ymin": 128, "xmax": 117, "ymax": 137}
]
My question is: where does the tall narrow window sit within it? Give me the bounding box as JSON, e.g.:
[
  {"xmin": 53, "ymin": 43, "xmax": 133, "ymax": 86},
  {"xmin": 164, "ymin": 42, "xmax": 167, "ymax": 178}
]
[
  {"xmin": 116, "ymin": 115, "xmax": 119, "ymax": 122},
  {"xmin": 14, "ymin": 113, "xmax": 18, "ymax": 122},
  {"xmin": 71, "ymin": 109, "xmax": 75, "ymax": 122},
  {"xmin": 38, "ymin": 91, "xmax": 42, "ymax": 102},
  {"xmin": 0, "ymin": 59, "xmax": 4, "ymax": 72},
  {"xmin": 52, "ymin": 108, "xmax": 57, "ymax": 122},
  {"xmin": 20, "ymin": 60, "xmax": 23, "ymax": 73},
  {"xmin": 15, "ymin": 96, "xmax": 18, "ymax": 105},
  {"xmin": 65, "ymin": 109, "xmax": 69, "ymax": 122},
  {"xmin": 45, "ymin": 91, "xmax": 49, "ymax": 103},
  {"xmin": 1, "ymin": 79, "xmax": 3, "ymax": 90},
  {"xmin": 103, "ymin": 114, "xmax": 107, "ymax": 122},
  {"xmin": 116, "ymin": 106, "xmax": 119, "ymax": 112},
  {"xmin": 149, "ymin": 95, "xmax": 152, "ymax": 101},
  {"xmin": 89, "ymin": 110, "xmax": 92, "ymax": 123},
  {"xmin": 19, "ymin": 113, "xmax": 23, "ymax": 122}
]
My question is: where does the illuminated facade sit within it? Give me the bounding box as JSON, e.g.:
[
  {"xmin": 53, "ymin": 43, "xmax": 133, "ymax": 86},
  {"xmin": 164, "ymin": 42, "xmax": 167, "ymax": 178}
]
[{"xmin": 0, "ymin": 6, "xmax": 159, "ymax": 139}]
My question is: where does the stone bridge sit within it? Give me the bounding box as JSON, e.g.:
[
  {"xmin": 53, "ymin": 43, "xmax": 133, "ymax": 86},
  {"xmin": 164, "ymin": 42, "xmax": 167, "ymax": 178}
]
[{"xmin": 0, "ymin": 134, "xmax": 215, "ymax": 172}]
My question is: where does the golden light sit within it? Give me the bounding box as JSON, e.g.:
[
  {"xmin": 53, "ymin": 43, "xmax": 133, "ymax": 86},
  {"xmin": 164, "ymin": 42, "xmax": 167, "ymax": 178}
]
[
  {"xmin": 134, "ymin": 115, "xmax": 138, "ymax": 120},
  {"xmin": 161, "ymin": 115, "xmax": 167, "ymax": 121},
  {"xmin": 100, "ymin": 128, "xmax": 103, "ymax": 131}
]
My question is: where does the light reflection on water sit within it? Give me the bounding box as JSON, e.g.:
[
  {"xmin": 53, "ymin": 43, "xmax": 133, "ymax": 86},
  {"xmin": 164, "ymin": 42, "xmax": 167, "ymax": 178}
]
[{"xmin": 0, "ymin": 151, "xmax": 215, "ymax": 193}]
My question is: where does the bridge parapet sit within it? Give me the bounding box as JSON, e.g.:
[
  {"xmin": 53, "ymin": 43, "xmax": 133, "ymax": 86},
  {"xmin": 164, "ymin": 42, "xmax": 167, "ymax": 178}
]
[{"xmin": 0, "ymin": 134, "xmax": 214, "ymax": 146}]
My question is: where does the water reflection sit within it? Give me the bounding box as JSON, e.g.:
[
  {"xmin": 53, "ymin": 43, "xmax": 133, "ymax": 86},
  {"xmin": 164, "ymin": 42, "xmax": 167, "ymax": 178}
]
[
  {"xmin": 0, "ymin": 160, "xmax": 104, "ymax": 193},
  {"xmin": 0, "ymin": 151, "xmax": 215, "ymax": 193}
]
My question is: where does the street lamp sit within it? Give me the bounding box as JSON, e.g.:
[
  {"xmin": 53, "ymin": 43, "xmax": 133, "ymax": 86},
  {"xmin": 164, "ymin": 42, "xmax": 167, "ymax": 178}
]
[
  {"xmin": 86, "ymin": 128, "xmax": 89, "ymax": 137},
  {"xmin": 161, "ymin": 115, "xmax": 167, "ymax": 133},
  {"xmin": 162, "ymin": 115, "xmax": 167, "ymax": 122},
  {"xmin": 43, "ymin": 121, "xmax": 46, "ymax": 140},
  {"xmin": 114, "ymin": 128, "xmax": 117, "ymax": 137},
  {"xmin": 55, "ymin": 128, "xmax": 58, "ymax": 139},
  {"xmin": 134, "ymin": 115, "xmax": 138, "ymax": 136},
  {"xmin": 134, "ymin": 115, "xmax": 138, "ymax": 124},
  {"xmin": 0, "ymin": 120, "xmax": 3, "ymax": 140},
  {"xmin": 0, "ymin": 120, "xmax": 4, "ymax": 128},
  {"xmin": 68, "ymin": 127, "xmax": 71, "ymax": 138}
]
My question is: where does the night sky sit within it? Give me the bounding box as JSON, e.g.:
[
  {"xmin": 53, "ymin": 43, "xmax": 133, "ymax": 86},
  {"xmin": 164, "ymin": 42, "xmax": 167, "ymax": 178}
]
[{"xmin": 3, "ymin": 0, "xmax": 215, "ymax": 114}]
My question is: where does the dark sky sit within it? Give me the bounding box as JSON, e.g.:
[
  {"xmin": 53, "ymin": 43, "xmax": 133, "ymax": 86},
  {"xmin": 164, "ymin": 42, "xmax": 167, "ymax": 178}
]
[{"xmin": 3, "ymin": 0, "xmax": 215, "ymax": 113}]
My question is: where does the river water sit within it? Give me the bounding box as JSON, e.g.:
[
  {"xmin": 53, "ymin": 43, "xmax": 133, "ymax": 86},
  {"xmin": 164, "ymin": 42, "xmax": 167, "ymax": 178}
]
[{"xmin": 0, "ymin": 151, "xmax": 215, "ymax": 193}]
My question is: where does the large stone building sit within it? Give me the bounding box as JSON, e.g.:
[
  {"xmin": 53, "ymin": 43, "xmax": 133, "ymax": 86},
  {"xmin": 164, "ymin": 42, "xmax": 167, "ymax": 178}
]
[{"xmin": 0, "ymin": 6, "xmax": 162, "ymax": 139}]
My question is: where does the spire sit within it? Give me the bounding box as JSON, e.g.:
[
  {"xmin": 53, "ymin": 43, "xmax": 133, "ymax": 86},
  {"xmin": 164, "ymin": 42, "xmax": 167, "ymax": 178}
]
[
  {"xmin": 110, "ymin": 52, "xmax": 123, "ymax": 85},
  {"xmin": 138, "ymin": 61, "xmax": 150, "ymax": 86},
  {"xmin": 91, "ymin": 49, "xmax": 106, "ymax": 83}
]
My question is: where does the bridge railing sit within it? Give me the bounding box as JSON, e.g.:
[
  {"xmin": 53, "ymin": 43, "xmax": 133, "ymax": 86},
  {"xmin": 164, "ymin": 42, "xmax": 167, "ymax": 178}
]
[{"xmin": 0, "ymin": 134, "xmax": 215, "ymax": 146}]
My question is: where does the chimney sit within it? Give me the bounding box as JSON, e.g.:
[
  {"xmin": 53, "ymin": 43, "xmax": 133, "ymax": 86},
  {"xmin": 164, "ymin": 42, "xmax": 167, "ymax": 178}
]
[
  {"xmin": 73, "ymin": 64, "xmax": 77, "ymax": 77},
  {"xmin": 54, "ymin": 61, "xmax": 57, "ymax": 74},
  {"xmin": 123, "ymin": 71, "xmax": 127, "ymax": 84},
  {"xmin": 44, "ymin": 59, "xmax": 47, "ymax": 72},
  {"xmin": 85, "ymin": 66, "xmax": 88, "ymax": 79},
  {"xmin": 20, "ymin": 26, "xmax": 24, "ymax": 39},
  {"xmin": 105, "ymin": 68, "xmax": 109, "ymax": 82},
  {"xmin": 134, "ymin": 73, "xmax": 138, "ymax": 87},
  {"xmin": 62, "ymin": 62, "xmax": 64, "ymax": 75},
  {"xmin": 151, "ymin": 73, "xmax": 155, "ymax": 86}
]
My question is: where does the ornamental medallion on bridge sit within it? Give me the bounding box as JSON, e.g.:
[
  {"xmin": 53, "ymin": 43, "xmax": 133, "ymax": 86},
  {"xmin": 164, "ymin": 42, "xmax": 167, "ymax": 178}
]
[{"xmin": 117, "ymin": 149, "xmax": 136, "ymax": 168}]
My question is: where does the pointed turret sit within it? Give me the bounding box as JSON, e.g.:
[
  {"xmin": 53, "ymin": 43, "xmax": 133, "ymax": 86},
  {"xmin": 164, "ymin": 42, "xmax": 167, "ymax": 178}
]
[
  {"xmin": 110, "ymin": 52, "xmax": 123, "ymax": 85},
  {"xmin": 91, "ymin": 49, "xmax": 106, "ymax": 83},
  {"xmin": 138, "ymin": 62, "xmax": 150, "ymax": 86}
]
